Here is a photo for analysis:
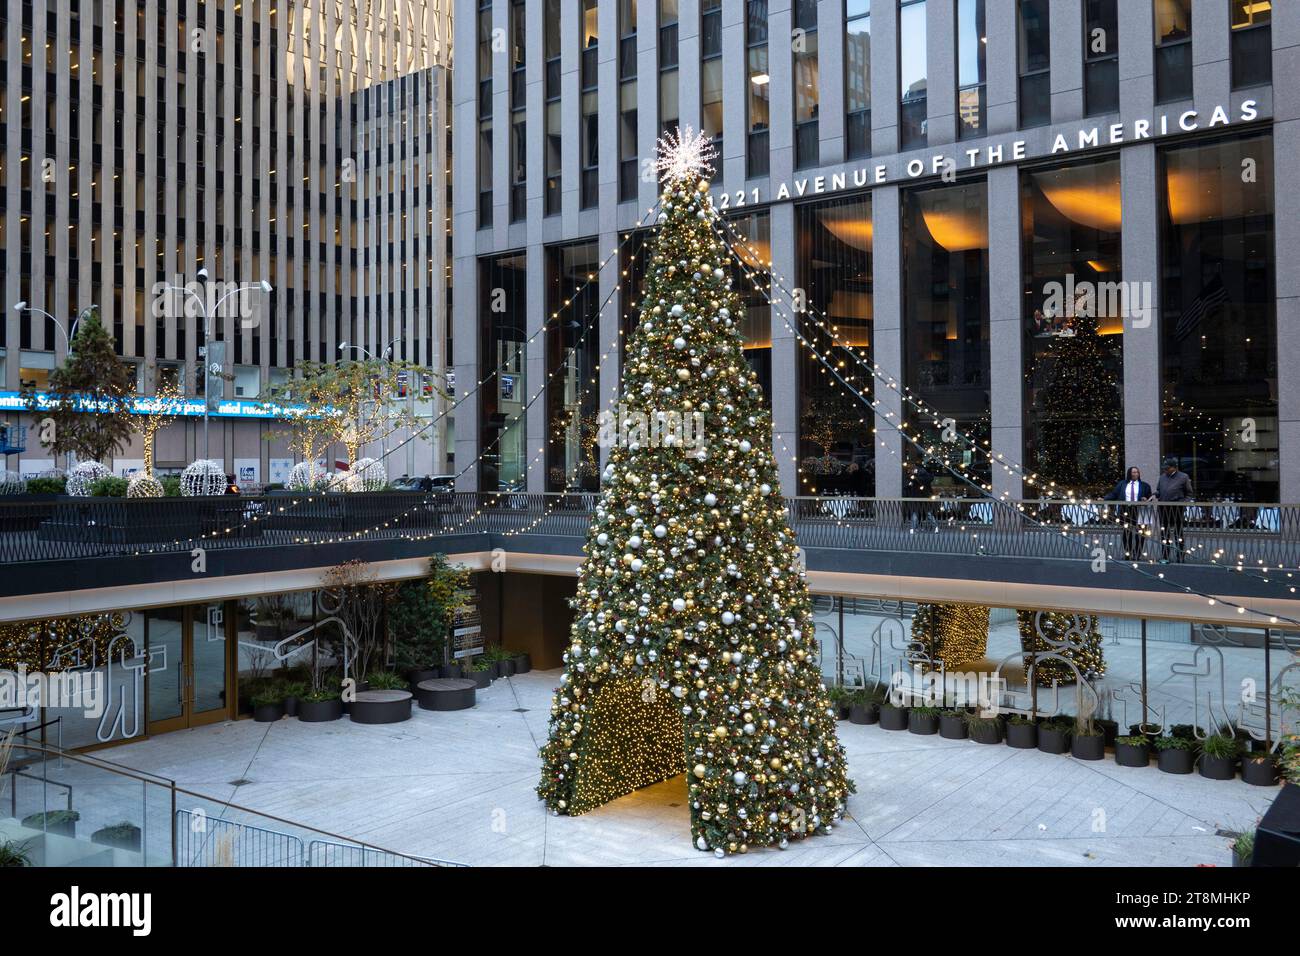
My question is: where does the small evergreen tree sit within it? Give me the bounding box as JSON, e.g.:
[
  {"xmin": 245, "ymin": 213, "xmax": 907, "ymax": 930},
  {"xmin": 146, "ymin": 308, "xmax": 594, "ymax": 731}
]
[{"xmin": 27, "ymin": 310, "xmax": 135, "ymax": 463}]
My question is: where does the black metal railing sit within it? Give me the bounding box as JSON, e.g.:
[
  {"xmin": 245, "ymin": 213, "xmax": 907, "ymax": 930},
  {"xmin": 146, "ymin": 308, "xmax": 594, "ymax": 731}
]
[{"xmin": 1, "ymin": 492, "xmax": 1297, "ymax": 571}]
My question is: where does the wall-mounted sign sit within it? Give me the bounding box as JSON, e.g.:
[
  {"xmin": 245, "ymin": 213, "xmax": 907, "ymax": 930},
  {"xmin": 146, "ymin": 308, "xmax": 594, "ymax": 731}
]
[
  {"xmin": 451, "ymin": 584, "xmax": 483, "ymax": 660},
  {"xmin": 0, "ymin": 391, "xmax": 318, "ymax": 420}
]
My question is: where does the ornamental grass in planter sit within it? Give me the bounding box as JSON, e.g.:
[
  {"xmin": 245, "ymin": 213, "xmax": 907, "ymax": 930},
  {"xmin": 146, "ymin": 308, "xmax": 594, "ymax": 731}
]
[
  {"xmin": 1070, "ymin": 723, "xmax": 1105, "ymax": 761},
  {"xmin": 1005, "ymin": 714, "xmax": 1037, "ymax": 749},
  {"xmin": 22, "ymin": 810, "xmax": 79, "ymax": 838},
  {"xmin": 469, "ymin": 658, "xmax": 494, "ymax": 688},
  {"xmin": 1153, "ymin": 734, "xmax": 1196, "ymax": 774},
  {"xmin": 1198, "ymin": 733, "xmax": 1242, "ymax": 780},
  {"xmin": 965, "ymin": 713, "xmax": 1003, "ymax": 745},
  {"xmin": 847, "ymin": 689, "xmax": 878, "ymax": 725},
  {"xmin": 1037, "ymin": 717, "xmax": 1072, "ymax": 755},
  {"xmin": 939, "ymin": 709, "xmax": 969, "ymax": 739},
  {"xmin": 365, "ymin": 670, "xmax": 409, "ymax": 690},
  {"xmin": 908, "ymin": 706, "xmax": 940, "ymax": 736},
  {"xmin": 251, "ymin": 691, "xmax": 285, "ymax": 723},
  {"xmin": 509, "ymin": 651, "xmax": 532, "ymax": 674},
  {"xmin": 298, "ymin": 688, "xmax": 344, "ymax": 723},
  {"xmin": 1114, "ymin": 735, "xmax": 1151, "ymax": 768},
  {"xmin": 281, "ymin": 681, "xmax": 307, "ymax": 718},
  {"xmin": 878, "ymin": 699, "xmax": 909, "ymax": 731},
  {"xmin": 1232, "ymin": 831, "xmax": 1254, "ymax": 868},
  {"xmin": 1241, "ymin": 753, "xmax": 1280, "ymax": 787},
  {"xmin": 827, "ymin": 685, "xmax": 851, "ymax": 720},
  {"xmin": 0, "ymin": 839, "xmax": 32, "ymax": 867},
  {"xmin": 91, "ymin": 821, "xmax": 142, "ymax": 852}
]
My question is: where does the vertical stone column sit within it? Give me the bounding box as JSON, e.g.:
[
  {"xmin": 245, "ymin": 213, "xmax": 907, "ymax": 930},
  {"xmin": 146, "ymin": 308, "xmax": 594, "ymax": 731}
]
[
  {"xmin": 1274, "ymin": 3, "xmax": 1300, "ymax": 501},
  {"xmin": 872, "ymin": 185, "xmax": 904, "ymax": 498},
  {"xmin": 987, "ymin": 165, "xmax": 1024, "ymax": 500},
  {"xmin": 1120, "ymin": 144, "xmax": 1162, "ymax": 484},
  {"xmin": 769, "ymin": 201, "xmax": 799, "ymax": 494}
]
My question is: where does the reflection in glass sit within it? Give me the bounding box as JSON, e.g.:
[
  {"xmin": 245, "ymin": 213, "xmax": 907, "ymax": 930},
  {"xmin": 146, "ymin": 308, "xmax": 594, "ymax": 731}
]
[
  {"xmin": 899, "ymin": 0, "xmax": 927, "ymax": 149},
  {"xmin": 1084, "ymin": 0, "xmax": 1119, "ymax": 116},
  {"xmin": 146, "ymin": 607, "xmax": 184, "ymax": 723},
  {"xmin": 479, "ymin": 252, "xmax": 529, "ymax": 491},
  {"xmin": 1160, "ymin": 132, "xmax": 1277, "ymax": 502},
  {"xmin": 547, "ymin": 242, "xmax": 602, "ymax": 491},
  {"xmin": 1154, "ymin": 0, "xmax": 1192, "ymax": 103},
  {"xmin": 1022, "ymin": 156, "xmax": 1124, "ymax": 495},
  {"xmin": 902, "ymin": 180, "xmax": 990, "ymax": 495},
  {"xmin": 796, "ymin": 195, "xmax": 874, "ymax": 496},
  {"xmin": 727, "ymin": 211, "xmax": 773, "ymax": 407},
  {"xmin": 1230, "ymin": 0, "xmax": 1272, "ymax": 90},
  {"xmin": 845, "ymin": 1, "xmax": 871, "ymax": 158},
  {"xmin": 1017, "ymin": 0, "xmax": 1050, "ymax": 128}
]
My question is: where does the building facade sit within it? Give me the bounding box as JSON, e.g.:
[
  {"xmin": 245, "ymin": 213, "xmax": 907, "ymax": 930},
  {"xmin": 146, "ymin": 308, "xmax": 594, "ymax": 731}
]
[
  {"xmin": 453, "ymin": 0, "xmax": 1298, "ymax": 502},
  {"xmin": 0, "ymin": 0, "xmax": 453, "ymax": 484}
]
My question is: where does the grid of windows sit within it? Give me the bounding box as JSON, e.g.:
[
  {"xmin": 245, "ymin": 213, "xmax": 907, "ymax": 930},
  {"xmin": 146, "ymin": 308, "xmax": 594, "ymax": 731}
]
[
  {"xmin": 746, "ymin": 1, "xmax": 770, "ymax": 177},
  {"xmin": 956, "ymin": 0, "xmax": 985, "ymax": 140},
  {"xmin": 1018, "ymin": 0, "xmax": 1050, "ymax": 129},
  {"xmin": 793, "ymin": 0, "xmax": 818, "ymax": 169},
  {"xmin": 845, "ymin": 0, "xmax": 871, "ymax": 159},
  {"xmin": 1084, "ymin": 0, "xmax": 1119, "ymax": 117},
  {"xmin": 898, "ymin": 0, "xmax": 927, "ymax": 150}
]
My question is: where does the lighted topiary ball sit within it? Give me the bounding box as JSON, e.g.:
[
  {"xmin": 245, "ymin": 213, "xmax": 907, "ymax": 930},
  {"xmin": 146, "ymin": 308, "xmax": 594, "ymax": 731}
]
[
  {"xmin": 127, "ymin": 473, "xmax": 165, "ymax": 498},
  {"xmin": 181, "ymin": 459, "xmax": 227, "ymax": 497},
  {"xmin": 66, "ymin": 461, "xmax": 113, "ymax": 497},
  {"xmin": 287, "ymin": 460, "xmax": 328, "ymax": 491},
  {"xmin": 344, "ymin": 457, "xmax": 387, "ymax": 492},
  {"xmin": 0, "ymin": 470, "xmax": 26, "ymax": 495}
]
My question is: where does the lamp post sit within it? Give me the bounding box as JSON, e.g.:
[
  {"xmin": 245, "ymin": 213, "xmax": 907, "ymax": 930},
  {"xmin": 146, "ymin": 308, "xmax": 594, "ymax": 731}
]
[
  {"xmin": 160, "ymin": 271, "xmax": 273, "ymax": 461},
  {"xmin": 339, "ymin": 338, "xmax": 401, "ymax": 474},
  {"xmin": 12, "ymin": 302, "xmax": 101, "ymax": 470}
]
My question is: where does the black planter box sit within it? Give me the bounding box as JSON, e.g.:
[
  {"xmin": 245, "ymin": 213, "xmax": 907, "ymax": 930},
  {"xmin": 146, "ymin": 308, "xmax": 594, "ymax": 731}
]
[
  {"xmin": 940, "ymin": 713, "xmax": 968, "ymax": 739},
  {"xmin": 908, "ymin": 713, "xmax": 939, "ymax": 735},
  {"xmin": 25, "ymin": 815, "xmax": 77, "ymax": 839},
  {"xmin": 836, "ymin": 704, "xmax": 851, "ymax": 720},
  {"xmin": 1038, "ymin": 726, "xmax": 1070, "ymax": 755},
  {"xmin": 1006, "ymin": 722, "xmax": 1037, "ymax": 749},
  {"xmin": 1115, "ymin": 742, "xmax": 1150, "ymax": 768},
  {"xmin": 1071, "ymin": 733, "xmax": 1105, "ymax": 760},
  {"xmin": 470, "ymin": 669, "xmax": 492, "ymax": 688},
  {"xmin": 91, "ymin": 825, "xmax": 142, "ymax": 852},
  {"xmin": 878, "ymin": 705, "xmax": 909, "ymax": 731},
  {"xmin": 283, "ymin": 696, "xmax": 301, "ymax": 718},
  {"xmin": 849, "ymin": 703, "xmax": 878, "ymax": 725},
  {"xmin": 298, "ymin": 698, "xmax": 344, "ymax": 722},
  {"xmin": 969, "ymin": 720, "xmax": 1003, "ymax": 745},
  {"xmin": 510, "ymin": 653, "xmax": 532, "ymax": 674},
  {"xmin": 1242, "ymin": 758, "xmax": 1280, "ymax": 787},
  {"xmin": 1253, "ymin": 782, "xmax": 1300, "ymax": 866},
  {"xmin": 1199, "ymin": 755, "xmax": 1238, "ymax": 780},
  {"xmin": 1097, "ymin": 720, "xmax": 1119, "ymax": 749},
  {"xmin": 252, "ymin": 702, "xmax": 284, "ymax": 723},
  {"xmin": 497, "ymin": 658, "xmax": 516, "ymax": 678},
  {"xmin": 441, "ymin": 663, "xmax": 464, "ymax": 679},
  {"xmin": 1157, "ymin": 747, "xmax": 1195, "ymax": 774}
]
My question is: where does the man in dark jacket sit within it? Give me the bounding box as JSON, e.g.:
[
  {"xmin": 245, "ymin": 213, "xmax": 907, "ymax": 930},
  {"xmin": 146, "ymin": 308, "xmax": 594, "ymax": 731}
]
[
  {"xmin": 1155, "ymin": 457, "xmax": 1194, "ymax": 562},
  {"xmin": 1104, "ymin": 466, "xmax": 1153, "ymax": 559}
]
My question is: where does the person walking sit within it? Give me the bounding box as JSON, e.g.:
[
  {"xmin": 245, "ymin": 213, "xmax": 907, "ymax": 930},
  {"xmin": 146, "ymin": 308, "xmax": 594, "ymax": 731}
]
[
  {"xmin": 1104, "ymin": 466, "xmax": 1153, "ymax": 559},
  {"xmin": 1155, "ymin": 457, "xmax": 1194, "ymax": 563}
]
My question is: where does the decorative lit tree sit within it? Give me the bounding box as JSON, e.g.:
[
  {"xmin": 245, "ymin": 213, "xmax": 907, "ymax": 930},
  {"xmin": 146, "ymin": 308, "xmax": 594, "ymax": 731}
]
[
  {"xmin": 537, "ymin": 128, "xmax": 854, "ymax": 856},
  {"xmin": 1016, "ymin": 610, "xmax": 1107, "ymax": 686},
  {"xmin": 910, "ymin": 603, "xmax": 989, "ymax": 670},
  {"xmin": 25, "ymin": 309, "xmax": 136, "ymax": 464},
  {"xmin": 263, "ymin": 361, "xmax": 343, "ymax": 475},
  {"xmin": 1029, "ymin": 312, "xmax": 1122, "ymax": 496},
  {"xmin": 136, "ymin": 373, "xmax": 185, "ymax": 477}
]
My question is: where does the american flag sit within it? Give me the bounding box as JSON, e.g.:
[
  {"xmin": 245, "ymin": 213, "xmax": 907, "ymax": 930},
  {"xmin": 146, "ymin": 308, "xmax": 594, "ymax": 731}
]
[{"xmin": 1173, "ymin": 274, "xmax": 1228, "ymax": 342}]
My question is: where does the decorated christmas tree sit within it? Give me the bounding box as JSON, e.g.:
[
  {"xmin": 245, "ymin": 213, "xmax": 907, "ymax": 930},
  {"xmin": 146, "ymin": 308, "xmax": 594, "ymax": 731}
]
[
  {"xmin": 537, "ymin": 129, "xmax": 854, "ymax": 856},
  {"xmin": 1016, "ymin": 610, "xmax": 1107, "ymax": 685},
  {"xmin": 910, "ymin": 603, "xmax": 989, "ymax": 670}
]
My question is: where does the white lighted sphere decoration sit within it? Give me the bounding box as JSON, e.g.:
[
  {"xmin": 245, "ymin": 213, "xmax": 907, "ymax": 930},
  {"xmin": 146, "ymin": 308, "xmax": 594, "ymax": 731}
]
[
  {"xmin": 66, "ymin": 461, "xmax": 112, "ymax": 497},
  {"xmin": 180, "ymin": 459, "xmax": 227, "ymax": 497},
  {"xmin": 0, "ymin": 470, "xmax": 26, "ymax": 495},
  {"xmin": 287, "ymin": 461, "xmax": 328, "ymax": 491},
  {"xmin": 333, "ymin": 457, "xmax": 386, "ymax": 492},
  {"xmin": 126, "ymin": 474, "xmax": 165, "ymax": 498}
]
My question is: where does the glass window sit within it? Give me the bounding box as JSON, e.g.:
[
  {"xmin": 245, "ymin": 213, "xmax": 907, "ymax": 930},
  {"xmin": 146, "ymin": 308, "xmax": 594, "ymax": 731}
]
[
  {"xmin": 747, "ymin": 1, "xmax": 770, "ymax": 176},
  {"xmin": 1084, "ymin": 0, "xmax": 1119, "ymax": 116},
  {"xmin": 846, "ymin": 0, "xmax": 872, "ymax": 159},
  {"xmin": 702, "ymin": 0, "xmax": 724, "ymax": 150},
  {"xmin": 796, "ymin": 194, "xmax": 874, "ymax": 495},
  {"xmin": 479, "ymin": 252, "xmax": 529, "ymax": 492},
  {"xmin": 1230, "ymin": 0, "xmax": 1271, "ymax": 89},
  {"xmin": 1160, "ymin": 132, "xmax": 1277, "ymax": 502},
  {"xmin": 956, "ymin": 0, "xmax": 986, "ymax": 140},
  {"xmin": 1154, "ymin": 0, "xmax": 1193, "ymax": 103},
  {"xmin": 659, "ymin": 0, "xmax": 680, "ymax": 137},
  {"xmin": 1018, "ymin": 0, "xmax": 1050, "ymax": 128},
  {"xmin": 547, "ymin": 242, "xmax": 601, "ymax": 491},
  {"xmin": 1022, "ymin": 156, "xmax": 1125, "ymax": 494},
  {"xmin": 902, "ymin": 179, "xmax": 991, "ymax": 494},
  {"xmin": 793, "ymin": 9, "xmax": 819, "ymax": 168},
  {"xmin": 899, "ymin": 0, "xmax": 927, "ymax": 149}
]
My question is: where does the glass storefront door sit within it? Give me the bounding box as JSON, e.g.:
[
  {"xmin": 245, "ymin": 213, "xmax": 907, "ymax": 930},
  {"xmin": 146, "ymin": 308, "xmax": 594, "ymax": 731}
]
[{"xmin": 146, "ymin": 603, "xmax": 232, "ymax": 734}]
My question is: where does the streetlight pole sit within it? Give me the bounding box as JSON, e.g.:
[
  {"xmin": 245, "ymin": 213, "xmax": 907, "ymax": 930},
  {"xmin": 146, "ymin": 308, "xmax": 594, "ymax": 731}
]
[{"xmin": 160, "ymin": 273, "xmax": 272, "ymax": 462}]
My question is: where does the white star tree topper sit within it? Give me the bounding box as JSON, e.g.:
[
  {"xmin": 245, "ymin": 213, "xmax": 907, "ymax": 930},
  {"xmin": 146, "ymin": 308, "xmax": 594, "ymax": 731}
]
[{"xmin": 655, "ymin": 125, "xmax": 719, "ymax": 185}]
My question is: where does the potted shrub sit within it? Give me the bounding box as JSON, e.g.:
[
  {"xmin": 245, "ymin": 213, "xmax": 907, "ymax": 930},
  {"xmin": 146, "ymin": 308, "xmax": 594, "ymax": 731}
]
[
  {"xmin": 441, "ymin": 661, "xmax": 465, "ymax": 679},
  {"xmin": 22, "ymin": 810, "xmax": 80, "ymax": 838},
  {"xmin": 366, "ymin": 670, "xmax": 408, "ymax": 691},
  {"xmin": 1037, "ymin": 716, "xmax": 1072, "ymax": 755},
  {"xmin": 940, "ymin": 709, "xmax": 969, "ymax": 740},
  {"xmin": 1005, "ymin": 714, "xmax": 1037, "ymax": 749},
  {"xmin": 298, "ymin": 688, "xmax": 344, "ymax": 723},
  {"xmin": 1114, "ymin": 735, "xmax": 1151, "ymax": 768},
  {"xmin": 1199, "ymin": 733, "xmax": 1242, "ymax": 780},
  {"xmin": 469, "ymin": 658, "xmax": 494, "ymax": 688},
  {"xmin": 281, "ymin": 681, "xmax": 307, "ymax": 718},
  {"xmin": 492, "ymin": 647, "xmax": 517, "ymax": 678},
  {"xmin": 0, "ymin": 839, "xmax": 32, "ymax": 867},
  {"xmin": 909, "ymin": 705, "xmax": 940, "ymax": 736},
  {"xmin": 1242, "ymin": 751, "xmax": 1280, "ymax": 787},
  {"xmin": 966, "ymin": 713, "xmax": 1003, "ymax": 745},
  {"xmin": 251, "ymin": 689, "xmax": 285, "ymax": 723},
  {"xmin": 509, "ymin": 651, "xmax": 532, "ymax": 674},
  {"xmin": 1232, "ymin": 831, "xmax": 1254, "ymax": 867},
  {"xmin": 1070, "ymin": 721, "xmax": 1105, "ymax": 761},
  {"xmin": 1153, "ymin": 735, "xmax": 1195, "ymax": 773},
  {"xmin": 878, "ymin": 696, "xmax": 909, "ymax": 731},
  {"xmin": 827, "ymin": 685, "xmax": 850, "ymax": 720},
  {"xmin": 91, "ymin": 821, "xmax": 142, "ymax": 852},
  {"xmin": 849, "ymin": 689, "xmax": 879, "ymax": 725}
]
